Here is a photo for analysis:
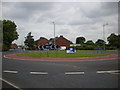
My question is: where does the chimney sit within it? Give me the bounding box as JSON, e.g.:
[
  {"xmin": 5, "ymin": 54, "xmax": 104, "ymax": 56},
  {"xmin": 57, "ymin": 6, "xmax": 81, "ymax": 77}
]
[{"xmin": 60, "ymin": 35, "xmax": 63, "ymax": 37}]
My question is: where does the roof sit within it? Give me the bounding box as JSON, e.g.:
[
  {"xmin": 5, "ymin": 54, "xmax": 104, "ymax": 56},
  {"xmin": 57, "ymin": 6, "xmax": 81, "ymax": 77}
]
[
  {"xmin": 35, "ymin": 37, "xmax": 49, "ymax": 42},
  {"xmin": 55, "ymin": 35, "xmax": 71, "ymax": 42}
]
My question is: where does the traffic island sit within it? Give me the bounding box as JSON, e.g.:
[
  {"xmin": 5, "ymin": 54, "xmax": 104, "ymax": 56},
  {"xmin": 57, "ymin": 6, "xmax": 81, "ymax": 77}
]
[{"xmin": 4, "ymin": 52, "xmax": 120, "ymax": 61}]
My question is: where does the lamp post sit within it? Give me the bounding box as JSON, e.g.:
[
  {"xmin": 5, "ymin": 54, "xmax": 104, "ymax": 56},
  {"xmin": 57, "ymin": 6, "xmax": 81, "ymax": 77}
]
[
  {"xmin": 52, "ymin": 21, "xmax": 57, "ymax": 57},
  {"xmin": 103, "ymin": 23, "xmax": 108, "ymax": 50},
  {"xmin": 52, "ymin": 22, "xmax": 55, "ymax": 47}
]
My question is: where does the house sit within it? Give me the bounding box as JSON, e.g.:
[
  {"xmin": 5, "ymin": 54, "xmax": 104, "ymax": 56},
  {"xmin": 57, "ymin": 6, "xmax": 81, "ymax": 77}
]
[
  {"xmin": 35, "ymin": 37, "xmax": 49, "ymax": 46},
  {"xmin": 11, "ymin": 43, "xmax": 18, "ymax": 49},
  {"xmin": 35, "ymin": 35, "xmax": 71, "ymax": 49},
  {"xmin": 55, "ymin": 35, "xmax": 71, "ymax": 48}
]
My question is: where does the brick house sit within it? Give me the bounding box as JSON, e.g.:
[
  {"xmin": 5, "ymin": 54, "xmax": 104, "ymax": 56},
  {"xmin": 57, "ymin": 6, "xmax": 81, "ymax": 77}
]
[
  {"xmin": 35, "ymin": 35, "xmax": 71, "ymax": 49},
  {"xmin": 35, "ymin": 37, "xmax": 49, "ymax": 46},
  {"xmin": 55, "ymin": 35, "xmax": 70, "ymax": 48}
]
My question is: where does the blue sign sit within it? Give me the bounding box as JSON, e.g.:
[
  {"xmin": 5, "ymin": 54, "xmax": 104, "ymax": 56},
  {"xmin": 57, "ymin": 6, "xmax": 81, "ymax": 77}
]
[
  {"xmin": 45, "ymin": 45, "xmax": 51, "ymax": 49},
  {"xmin": 66, "ymin": 48, "xmax": 76, "ymax": 54}
]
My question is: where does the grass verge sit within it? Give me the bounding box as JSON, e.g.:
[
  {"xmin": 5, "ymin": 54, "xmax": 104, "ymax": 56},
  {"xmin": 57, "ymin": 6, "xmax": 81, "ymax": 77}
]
[{"xmin": 17, "ymin": 52, "xmax": 108, "ymax": 58}]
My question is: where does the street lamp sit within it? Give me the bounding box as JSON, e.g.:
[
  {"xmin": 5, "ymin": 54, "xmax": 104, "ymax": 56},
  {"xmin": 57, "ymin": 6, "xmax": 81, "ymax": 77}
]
[
  {"xmin": 52, "ymin": 22, "xmax": 55, "ymax": 46},
  {"xmin": 52, "ymin": 21, "xmax": 57, "ymax": 57},
  {"xmin": 103, "ymin": 23, "xmax": 108, "ymax": 50}
]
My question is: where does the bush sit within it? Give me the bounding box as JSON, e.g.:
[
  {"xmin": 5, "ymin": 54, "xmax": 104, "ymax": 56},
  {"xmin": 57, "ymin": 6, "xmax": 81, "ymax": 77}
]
[
  {"xmin": 0, "ymin": 43, "xmax": 2, "ymax": 52},
  {"xmin": 105, "ymin": 46, "xmax": 117, "ymax": 50},
  {"xmin": 70, "ymin": 44, "xmax": 96, "ymax": 50},
  {"xmin": 2, "ymin": 44, "xmax": 10, "ymax": 51},
  {"xmin": 86, "ymin": 45, "xmax": 95, "ymax": 50}
]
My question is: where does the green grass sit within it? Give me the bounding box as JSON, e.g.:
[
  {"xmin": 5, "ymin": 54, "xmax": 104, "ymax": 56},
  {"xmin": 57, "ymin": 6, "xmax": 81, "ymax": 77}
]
[{"xmin": 17, "ymin": 52, "xmax": 108, "ymax": 58}]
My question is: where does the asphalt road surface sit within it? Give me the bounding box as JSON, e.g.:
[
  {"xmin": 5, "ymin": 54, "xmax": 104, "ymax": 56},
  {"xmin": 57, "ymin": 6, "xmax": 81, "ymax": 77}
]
[{"xmin": 2, "ymin": 49, "xmax": 120, "ymax": 89}]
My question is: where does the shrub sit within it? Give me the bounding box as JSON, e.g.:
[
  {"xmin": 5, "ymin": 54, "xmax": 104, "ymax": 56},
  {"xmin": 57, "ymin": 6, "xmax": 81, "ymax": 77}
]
[{"xmin": 2, "ymin": 44, "xmax": 10, "ymax": 51}]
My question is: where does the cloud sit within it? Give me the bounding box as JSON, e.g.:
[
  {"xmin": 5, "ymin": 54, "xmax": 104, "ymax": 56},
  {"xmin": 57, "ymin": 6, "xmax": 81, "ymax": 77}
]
[
  {"xmin": 79, "ymin": 2, "xmax": 118, "ymax": 18},
  {"xmin": 3, "ymin": 2, "xmax": 54, "ymax": 21},
  {"xmin": 58, "ymin": 28, "xmax": 71, "ymax": 35},
  {"xmin": 2, "ymin": 2, "xmax": 118, "ymax": 44}
]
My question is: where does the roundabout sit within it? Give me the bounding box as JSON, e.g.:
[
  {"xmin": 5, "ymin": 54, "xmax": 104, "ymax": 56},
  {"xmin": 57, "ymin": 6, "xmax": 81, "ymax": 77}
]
[
  {"xmin": 2, "ymin": 50, "xmax": 119, "ymax": 88},
  {"xmin": 4, "ymin": 52, "xmax": 119, "ymax": 61}
]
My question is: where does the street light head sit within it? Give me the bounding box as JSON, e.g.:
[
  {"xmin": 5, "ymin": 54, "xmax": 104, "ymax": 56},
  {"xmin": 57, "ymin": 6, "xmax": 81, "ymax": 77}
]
[
  {"xmin": 52, "ymin": 21, "xmax": 55, "ymax": 24},
  {"xmin": 103, "ymin": 23, "xmax": 108, "ymax": 26},
  {"xmin": 106, "ymin": 23, "xmax": 108, "ymax": 25}
]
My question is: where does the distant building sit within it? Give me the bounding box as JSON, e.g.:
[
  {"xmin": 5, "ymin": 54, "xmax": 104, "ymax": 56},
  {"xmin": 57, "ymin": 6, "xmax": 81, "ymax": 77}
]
[
  {"xmin": 11, "ymin": 43, "xmax": 18, "ymax": 49},
  {"xmin": 35, "ymin": 37, "xmax": 49, "ymax": 46},
  {"xmin": 35, "ymin": 35, "xmax": 71, "ymax": 49},
  {"xmin": 55, "ymin": 35, "xmax": 71, "ymax": 48}
]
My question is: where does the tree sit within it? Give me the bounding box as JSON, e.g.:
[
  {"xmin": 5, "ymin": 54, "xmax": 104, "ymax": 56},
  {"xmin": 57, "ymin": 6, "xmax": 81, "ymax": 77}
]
[
  {"xmin": 24, "ymin": 32, "xmax": 35, "ymax": 50},
  {"xmin": 0, "ymin": 20, "xmax": 2, "ymax": 51},
  {"xmin": 76, "ymin": 37, "xmax": 86, "ymax": 44},
  {"xmin": 95, "ymin": 39, "xmax": 105, "ymax": 46},
  {"xmin": 70, "ymin": 41, "xmax": 73, "ymax": 44},
  {"xmin": 107, "ymin": 33, "xmax": 119, "ymax": 48},
  {"xmin": 2, "ymin": 20, "xmax": 19, "ymax": 51},
  {"xmin": 118, "ymin": 34, "xmax": 120, "ymax": 48},
  {"xmin": 86, "ymin": 40, "xmax": 94, "ymax": 45}
]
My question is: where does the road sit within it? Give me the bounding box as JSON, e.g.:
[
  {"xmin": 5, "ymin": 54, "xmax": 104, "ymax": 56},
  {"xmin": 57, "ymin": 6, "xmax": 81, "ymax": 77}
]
[{"xmin": 2, "ymin": 49, "xmax": 120, "ymax": 89}]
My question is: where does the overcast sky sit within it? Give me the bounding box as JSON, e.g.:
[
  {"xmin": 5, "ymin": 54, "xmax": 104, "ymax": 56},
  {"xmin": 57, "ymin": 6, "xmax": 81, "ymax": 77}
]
[{"xmin": 2, "ymin": 1, "xmax": 118, "ymax": 45}]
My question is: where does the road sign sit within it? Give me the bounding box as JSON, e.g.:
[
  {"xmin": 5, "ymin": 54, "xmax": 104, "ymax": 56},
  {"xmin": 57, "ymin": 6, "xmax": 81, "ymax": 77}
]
[
  {"xmin": 45, "ymin": 45, "xmax": 51, "ymax": 49},
  {"xmin": 66, "ymin": 48, "xmax": 76, "ymax": 54}
]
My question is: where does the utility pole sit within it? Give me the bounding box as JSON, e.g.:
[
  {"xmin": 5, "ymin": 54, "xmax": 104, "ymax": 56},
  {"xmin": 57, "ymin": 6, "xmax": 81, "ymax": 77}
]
[{"xmin": 103, "ymin": 23, "xmax": 108, "ymax": 50}]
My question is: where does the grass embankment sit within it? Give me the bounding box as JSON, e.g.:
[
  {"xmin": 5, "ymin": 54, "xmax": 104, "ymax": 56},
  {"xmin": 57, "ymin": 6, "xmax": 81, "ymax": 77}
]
[{"xmin": 17, "ymin": 52, "xmax": 108, "ymax": 58}]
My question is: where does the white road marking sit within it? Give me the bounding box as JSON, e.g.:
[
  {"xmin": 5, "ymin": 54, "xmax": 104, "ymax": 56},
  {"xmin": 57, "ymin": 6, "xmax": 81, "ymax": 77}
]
[
  {"xmin": 96, "ymin": 70, "xmax": 120, "ymax": 74},
  {"xmin": 110, "ymin": 72, "xmax": 120, "ymax": 75},
  {"xmin": 3, "ymin": 55, "xmax": 9, "ymax": 59},
  {"xmin": 0, "ymin": 77, "xmax": 22, "ymax": 90},
  {"xmin": 3, "ymin": 70, "xmax": 18, "ymax": 74},
  {"xmin": 65, "ymin": 72, "xmax": 85, "ymax": 75},
  {"xmin": 30, "ymin": 72, "xmax": 48, "ymax": 75}
]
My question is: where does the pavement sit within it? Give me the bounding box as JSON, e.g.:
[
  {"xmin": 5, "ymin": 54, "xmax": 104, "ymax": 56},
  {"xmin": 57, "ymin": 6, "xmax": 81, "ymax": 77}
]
[{"xmin": 1, "ymin": 49, "xmax": 120, "ymax": 89}]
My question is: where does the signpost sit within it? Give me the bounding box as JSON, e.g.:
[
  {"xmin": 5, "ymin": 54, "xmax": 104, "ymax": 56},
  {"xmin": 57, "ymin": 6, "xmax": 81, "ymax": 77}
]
[
  {"xmin": 45, "ymin": 45, "xmax": 50, "ymax": 57},
  {"xmin": 45, "ymin": 45, "xmax": 51, "ymax": 49}
]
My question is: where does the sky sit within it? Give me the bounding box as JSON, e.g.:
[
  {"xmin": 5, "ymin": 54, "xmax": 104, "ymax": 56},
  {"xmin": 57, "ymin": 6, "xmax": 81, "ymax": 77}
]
[{"xmin": 1, "ymin": 1, "xmax": 118, "ymax": 45}]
